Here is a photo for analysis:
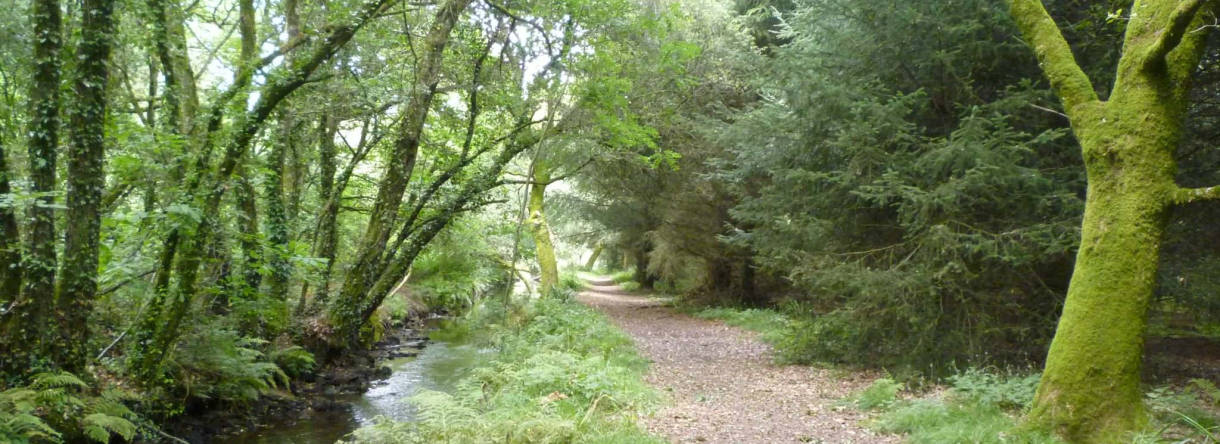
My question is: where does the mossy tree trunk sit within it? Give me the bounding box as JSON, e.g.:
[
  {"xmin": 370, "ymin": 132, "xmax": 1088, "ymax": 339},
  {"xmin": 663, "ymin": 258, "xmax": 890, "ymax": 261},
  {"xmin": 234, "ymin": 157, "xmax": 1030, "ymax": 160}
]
[
  {"xmin": 265, "ymin": 0, "xmax": 300, "ymax": 304},
  {"xmin": 1009, "ymin": 0, "xmax": 1219, "ymax": 441},
  {"xmin": 147, "ymin": 0, "xmax": 199, "ymax": 138},
  {"xmin": 56, "ymin": 0, "xmax": 117, "ymax": 374},
  {"xmin": 300, "ymin": 113, "xmax": 339, "ymax": 313},
  {"xmin": 265, "ymin": 121, "xmax": 292, "ymax": 302},
  {"xmin": 2, "ymin": 0, "xmax": 62, "ymax": 373},
  {"xmin": 230, "ymin": 0, "xmax": 260, "ymax": 302},
  {"xmin": 236, "ymin": 166, "xmax": 262, "ymax": 294},
  {"xmin": 528, "ymin": 160, "xmax": 559, "ymax": 297}
]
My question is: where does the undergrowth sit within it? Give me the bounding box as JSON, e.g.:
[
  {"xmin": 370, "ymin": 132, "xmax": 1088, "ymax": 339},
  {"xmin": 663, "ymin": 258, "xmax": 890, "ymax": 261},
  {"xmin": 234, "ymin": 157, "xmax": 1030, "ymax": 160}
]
[
  {"xmin": 860, "ymin": 369, "xmax": 1060, "ymax": 443},
  {"xmin": 860, "ymin": 369, "xmax": 1220, "ymax": 443},
  {"xmin": 344, "ymin": 298, "xmax": 663, "ymax": 444},
  {"xmin": 0, "ymin": 372, "xmax": 139, "ymax": 443}
]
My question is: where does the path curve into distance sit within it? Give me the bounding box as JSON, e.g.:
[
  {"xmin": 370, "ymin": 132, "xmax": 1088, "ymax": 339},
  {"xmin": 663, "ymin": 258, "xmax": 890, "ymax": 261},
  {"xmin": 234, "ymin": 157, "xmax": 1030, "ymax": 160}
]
[{"xmin": 578, "ymin": 277, "xmax": 898, "ymax": 444}]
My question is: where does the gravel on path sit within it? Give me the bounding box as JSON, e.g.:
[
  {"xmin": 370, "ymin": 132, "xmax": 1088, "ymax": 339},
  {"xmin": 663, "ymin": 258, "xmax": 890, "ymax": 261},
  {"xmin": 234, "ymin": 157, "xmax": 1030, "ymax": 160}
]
[{"xmin": 577, "ymin": 278, "xmax": 899, "ymax": 444}]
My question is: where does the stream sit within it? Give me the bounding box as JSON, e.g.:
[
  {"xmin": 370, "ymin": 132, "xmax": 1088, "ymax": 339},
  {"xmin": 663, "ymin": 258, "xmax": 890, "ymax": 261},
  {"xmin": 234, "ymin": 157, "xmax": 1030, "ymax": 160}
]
[{"xmin": 228, "ymin": 340, "xmax": 488, "ymax": 444}]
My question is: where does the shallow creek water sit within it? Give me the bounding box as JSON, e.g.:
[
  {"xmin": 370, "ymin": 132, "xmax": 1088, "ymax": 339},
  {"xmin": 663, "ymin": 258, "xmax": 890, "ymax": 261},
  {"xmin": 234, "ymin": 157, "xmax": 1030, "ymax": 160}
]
[{"xmin": 229, "ymin": 341, "xmax": 488, "ymax": 443}]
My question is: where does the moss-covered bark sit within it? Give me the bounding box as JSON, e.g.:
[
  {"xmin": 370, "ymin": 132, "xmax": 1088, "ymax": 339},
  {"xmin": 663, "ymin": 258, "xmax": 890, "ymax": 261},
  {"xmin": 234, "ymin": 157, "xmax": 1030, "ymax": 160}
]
[
  {"xmin": 529, "ymin": 162, "xmax": 559, "ymax": 297},
  {"xmin": 1009, "ymin": 0, "xmax": 1215, "ymax": 441},
  {"xmin": 2, "ymin": 0, "xmax": 62, "ymax": 373},
  {"xmin": 56, "ymin": 0, "xmax": 117, "ymax": 373}
]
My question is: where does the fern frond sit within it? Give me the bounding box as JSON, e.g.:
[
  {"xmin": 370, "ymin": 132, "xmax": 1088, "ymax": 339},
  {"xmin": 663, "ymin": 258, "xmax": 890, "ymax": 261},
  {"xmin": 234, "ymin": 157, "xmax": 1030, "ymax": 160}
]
[
  {"xmin": 82, "ymin": 413, "xmax": 137, "ymax": 443},
  {"xmin": 31, "ymin": 372, "xmax": 87, "ymax": 390}
]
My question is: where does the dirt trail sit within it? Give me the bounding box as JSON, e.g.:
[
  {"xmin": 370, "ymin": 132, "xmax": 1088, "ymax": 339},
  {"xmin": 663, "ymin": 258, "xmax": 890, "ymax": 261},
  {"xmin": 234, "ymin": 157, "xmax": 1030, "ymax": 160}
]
[{"xmin": 577, "ymin": 278, "xmax": 897, "ymax": 444}]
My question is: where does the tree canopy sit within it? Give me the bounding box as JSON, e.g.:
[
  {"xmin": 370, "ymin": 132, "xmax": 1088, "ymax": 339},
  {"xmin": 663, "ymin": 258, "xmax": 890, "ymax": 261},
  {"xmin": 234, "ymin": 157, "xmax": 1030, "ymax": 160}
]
[{"xmin": 6, "ymin": 0, "xmax": 1220, "ymax": 442}]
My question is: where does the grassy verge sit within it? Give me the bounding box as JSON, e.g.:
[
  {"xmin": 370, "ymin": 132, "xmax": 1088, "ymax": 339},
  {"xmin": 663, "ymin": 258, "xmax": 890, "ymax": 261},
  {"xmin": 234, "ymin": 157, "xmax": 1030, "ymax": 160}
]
[
  {"xmin": 688, "ymin": 307, "xmax": 790, "ymax": 348},
  {"xmin": 344, "ymin": 298, "xmax": 663, "ymax": 444},
  {"xmin": 852, "ymin": 369, "xmax": 1220, "ymax": 443},
  {"xmin": 858, "ymin": 370, "xmax": 1061, "ymax": 443}
]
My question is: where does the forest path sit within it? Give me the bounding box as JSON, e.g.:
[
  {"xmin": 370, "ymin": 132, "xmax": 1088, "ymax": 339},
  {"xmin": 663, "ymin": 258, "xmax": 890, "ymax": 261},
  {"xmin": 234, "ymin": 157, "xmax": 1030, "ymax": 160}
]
[{"xmin": 577, "ymin": 278, "xmax": 898, "ymax": 444}]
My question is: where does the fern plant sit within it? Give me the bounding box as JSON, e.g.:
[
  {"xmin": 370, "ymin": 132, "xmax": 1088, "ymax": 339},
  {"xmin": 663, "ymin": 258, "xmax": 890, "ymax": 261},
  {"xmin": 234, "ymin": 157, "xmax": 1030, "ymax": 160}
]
[
  {"xmin": 169, "ymin": 326, "xmax": 291, "ymax": 402},
  {"xmin": 0, "ymin": 372, "xmax": 139, "ymax": 443}
]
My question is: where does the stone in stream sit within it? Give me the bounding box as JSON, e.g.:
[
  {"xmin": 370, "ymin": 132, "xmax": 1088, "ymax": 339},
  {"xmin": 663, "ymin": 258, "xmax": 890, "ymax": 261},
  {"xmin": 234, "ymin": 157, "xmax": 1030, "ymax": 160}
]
[
  {"xmin": 403, "ymin": 339, "xmax": 427, "ymax": 348},
  {"xmin": 388, "ymin": 350, "xmax": 419, "ymax": 359}
]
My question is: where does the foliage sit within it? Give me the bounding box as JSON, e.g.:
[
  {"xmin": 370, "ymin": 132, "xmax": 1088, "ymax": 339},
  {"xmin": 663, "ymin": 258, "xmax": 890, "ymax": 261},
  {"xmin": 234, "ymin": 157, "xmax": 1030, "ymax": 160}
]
[
  {"xmin": 947, "ymin": 369, "xmax": 1040, "ymax": 411},
  {"xmin": 874, "ymin": 372, "xmax": 1220, "ymax": 443},
  {"xmin": 1146, "ymin": 384, "xmax": 1220, "ymax": 442},
  {"xmin": 850, "ymin": 378, "xmax": 903, "ymax": 411},
  {"xmin": 877, "ymin": 399, "xmax": 1061, "ymax": 444},
  {"xmin": 406, "ymin": 215, "xmax": 506, "ymax": 314},
  {"xmin": 871, "ymin": 370, "xmax": 1060, "ymax": 443},
  {"xmin": 559, "ymin": 270, "xmax": 585, "ymax": 293},
  {"xmin": 269, "ymin": 346, "xmax": 316, "ymax": 379},
  {"xmin": 0, "ymin": 372, "xmax": 139, "ymax": 443},
  {"xmin": 344, "ymin": 298, "xmax": 662, "ymax": 444},
  {"xmin": 165, "ymin": 326, "xmax": 289, "ymax": 403},
  {"xmin": 608, "ymin": 269, "xmax": 636, "ymax": 285}
]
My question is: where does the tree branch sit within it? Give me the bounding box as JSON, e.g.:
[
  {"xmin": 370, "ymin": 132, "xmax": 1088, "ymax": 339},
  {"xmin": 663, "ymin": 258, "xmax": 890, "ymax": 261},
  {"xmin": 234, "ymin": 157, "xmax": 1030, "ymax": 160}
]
[
  {"xmin": 1008, "ymin": 0, "xmax": 1098, "ymax": 112},
  {"xmin": 1171, "ymin": 184, "xmax": 1220, "ymax": 205},
  {"xmin": 1144, "ymin": 0, "xmax": 1209, "ymax": 70}
]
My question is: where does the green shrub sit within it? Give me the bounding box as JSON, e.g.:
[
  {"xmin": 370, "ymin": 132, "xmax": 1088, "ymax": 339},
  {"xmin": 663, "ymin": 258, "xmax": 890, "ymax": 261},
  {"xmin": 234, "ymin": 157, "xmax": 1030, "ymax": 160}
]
[{"xmin": 345, "ymin": 299, "xmax": 663, "ymax": 443}]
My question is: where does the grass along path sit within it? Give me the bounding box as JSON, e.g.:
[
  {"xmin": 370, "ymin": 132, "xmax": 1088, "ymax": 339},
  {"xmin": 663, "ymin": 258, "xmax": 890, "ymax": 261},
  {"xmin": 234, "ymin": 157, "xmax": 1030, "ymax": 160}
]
[{"xmin": 577, "ymin": 278, "xmax": 897, "ymax": 444}]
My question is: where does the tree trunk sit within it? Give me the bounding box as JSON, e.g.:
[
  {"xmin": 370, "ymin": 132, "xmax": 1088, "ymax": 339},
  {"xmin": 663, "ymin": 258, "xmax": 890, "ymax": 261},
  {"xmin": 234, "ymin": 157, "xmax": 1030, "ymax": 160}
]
[
  {"xmin": 707, "ymin": 258, "xmax": 732, "ymax": 292},
  {"xmin": 584, "ymin": 242, "xmax": 603, "ymax": 270},
  {"xmin": 4, "ymin": 0, "xmax": 62, "ymax": 372},
  {"xmin": 329, "ymin": 0, "xmax": 472, "ymax": 347},
  {"xmin": 265, "ymin": 123, "xmax": 291, "ymax": 302},
  {"xmin": 236, "ymin": 165, "xmax": 262, "ymax": 293},
  {"xmin": 56, "ymin": 0, "xmax": 117, "ymax": 373},
  {"xmin": 300, "ymin": 114, "xmax": 338, "ymax": 313},
  {"xmin": 265, "ymin": 0, "xmax": 298, "ymax": 304},
  {"xmin": 357, "ymin": 134, "xmax": 534, "ymax": 329},
  {"xmin": 1029, "ymin": 168, "xmax": 1168, "ymax": 440},
  {"xmin": 133, "ymin": 0, "xmax": 392, "ymax": 377},
  {"xmin": 528, "ymin": 162, "xmax": 558, "ymax": 297},
  {"xmin": 1009, "ymin": 0, "xmax": 1215, "ymax": 440},
  {"xmin": 633, "ymin": 247, "xmax": 654, "ymax": 289},
  {"xmin": 0, "ymin": 142, "xmax": 20, "ymax": 306},
  {"xmin": 147, "ymin": 0, "xmax": 198, "ymax": 138}
]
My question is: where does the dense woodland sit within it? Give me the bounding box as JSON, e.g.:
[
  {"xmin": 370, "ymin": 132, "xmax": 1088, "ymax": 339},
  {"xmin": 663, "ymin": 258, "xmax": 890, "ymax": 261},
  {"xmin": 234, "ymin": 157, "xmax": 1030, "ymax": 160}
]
[{"xmin": 4, "ymin": 0, "xmax": 1220, "ymax": 442}]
